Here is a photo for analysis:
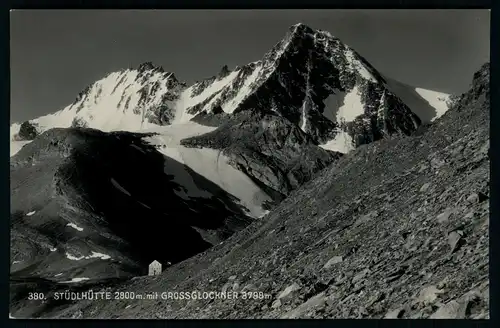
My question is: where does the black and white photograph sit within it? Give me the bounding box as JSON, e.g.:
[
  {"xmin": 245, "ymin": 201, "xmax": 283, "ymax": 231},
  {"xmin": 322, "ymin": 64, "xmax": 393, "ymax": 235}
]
[{"xmin": 9, "ymin": 9, "xmax": 490, "ymax": 319}]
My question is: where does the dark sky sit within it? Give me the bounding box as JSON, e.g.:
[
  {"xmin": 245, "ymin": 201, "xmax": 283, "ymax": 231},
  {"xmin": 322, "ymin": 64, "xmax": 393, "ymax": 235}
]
[{"xmin": 10, "ymin": 9, "xmax": 490, "ymax": 123}]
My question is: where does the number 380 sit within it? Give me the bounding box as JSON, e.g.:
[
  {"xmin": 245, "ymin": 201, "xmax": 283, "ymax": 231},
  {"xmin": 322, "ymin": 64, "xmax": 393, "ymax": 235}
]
[{"xmin": 28, "ymin": 292, "xmax": 45, "ymax": 300}]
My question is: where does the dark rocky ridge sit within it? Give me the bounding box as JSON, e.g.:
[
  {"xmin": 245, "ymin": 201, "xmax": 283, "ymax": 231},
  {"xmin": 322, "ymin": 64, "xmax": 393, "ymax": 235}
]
[
  {"xmin": 10, "ymin": 128, "xmax": 255, "ymax": 283},
  {"xmin": 15, "ymin": 121, "xmax": 39, "ymax": 140},
  {"xmin": 25, "ymin": 63, "xmax": 489, "ymax": 319},
  {"xmin": 183, "ymin": 110, "xmax": 342, "ymax": 199}
]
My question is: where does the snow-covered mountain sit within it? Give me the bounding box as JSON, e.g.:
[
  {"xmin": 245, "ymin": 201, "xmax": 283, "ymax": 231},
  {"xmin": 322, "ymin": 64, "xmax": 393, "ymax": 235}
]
[
  {"xmin": 10, "ymin": 23, "xmax": 452, "ymax": 212},
  {"xmin": 10, "ymin": 23, "xmax": 453, "ymax": 285}
]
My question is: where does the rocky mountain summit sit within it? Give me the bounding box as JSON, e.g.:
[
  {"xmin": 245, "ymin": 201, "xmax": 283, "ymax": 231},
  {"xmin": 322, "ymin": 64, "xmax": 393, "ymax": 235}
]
[
  {"xmin": 12, "ymin": 62, "xmax": 486, "ymax": 320},
  {"xmin": 10, "ymin": 23, "xmax": 476, "ymax": 319}
]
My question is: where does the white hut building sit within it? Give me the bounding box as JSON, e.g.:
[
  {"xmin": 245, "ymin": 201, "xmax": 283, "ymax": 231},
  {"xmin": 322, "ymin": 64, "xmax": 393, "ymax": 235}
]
[{"xmin": 148, "ymin": 260, "xmax": 162, "ymax": 276}]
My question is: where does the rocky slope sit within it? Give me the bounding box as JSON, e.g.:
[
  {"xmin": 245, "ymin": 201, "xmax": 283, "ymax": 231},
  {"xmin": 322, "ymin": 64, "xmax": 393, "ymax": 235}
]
[
  {"xmin": 16, "ymin": 62, "xmax": 487, "ymax": 320},
  {"xmin": 10, "ymin": 126, "xmax": 255, "ymax": 284}
]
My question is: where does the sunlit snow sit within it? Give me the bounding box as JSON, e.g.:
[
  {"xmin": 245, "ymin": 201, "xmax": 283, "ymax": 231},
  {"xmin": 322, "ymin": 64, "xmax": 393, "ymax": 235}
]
[
  {"xmin": 223, "ymin": 65, "xmax": 262, "ymax": 114},
  {"xmin": 61, "ymin": 277, "xmax": 89, "ymax": 283},
  {"xmin": 65, "ymin": 252, "xmax": 84, "ymax": 261},
  {"xmin": 87, "ymin": 251, "xmax": 111, "ymax": 260},
  {"xmin": 65, "ymin": 251, "xmax": 111, "ymax": 261},
  {"xmin": 336, "ymin": 86, "xmax": 365, "ymax": 123},
  {"xmin": 66, "ymin": 223, "xmax": 84, "ymax": 232},
  {"xmin": 10, "ymin": 141, "xmax": 31, "ymax": 157},
  {"xmin": 174, "ymin": 70, "xmax": 239, "ymax": 123},
  {"xmin": 319, "ymin": 130, "xmax": 355, "ymax": 154},
  {"xmin": 384, "ymin": 77, "xmax": 450, "ymax": 123},
  {"xmin": 415, "ymin": 88, "xmax": 450, "ymax": 121},
  {"xmin": 9, "ymin": 68, "xmax": 175, "ymax": 146},
  {"xmin": 144, "ymin": 122, "xmax": 271, "ymax": 218}
]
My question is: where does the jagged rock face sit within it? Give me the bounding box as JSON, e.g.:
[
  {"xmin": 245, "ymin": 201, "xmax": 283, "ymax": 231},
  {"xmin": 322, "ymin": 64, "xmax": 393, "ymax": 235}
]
[
  {"xmin": 183, "ymin": 110, "xmax": 342, "ymax": 199},
  {"xmin": 10, "ymin": 128, "xmax": 254, "ymax": 283},
  {"xmin": 464, "ymin": 62, "xmax": 489, "ymax": 105},
  {"xmin": 16, "ymin": 121, "xmax": 39, "ymax": 140},
  {"xmin": 184, "ymin": 24, "xmax": 421, "ymax": 149},
  {"xmin": 218, "ymin": 65, "xmax": 231, "ymax": 79}
]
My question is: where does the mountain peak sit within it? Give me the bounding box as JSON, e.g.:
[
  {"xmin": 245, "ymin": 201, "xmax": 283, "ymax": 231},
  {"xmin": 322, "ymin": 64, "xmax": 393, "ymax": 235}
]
[
  {"xmin": 291, "ymin": 22, "xmax": 315, "ymax": 35},
  {"xmin": 218, "ymin": 65, "xmax": 231, "ymax": 79},
  {"xmin": 263, "ymin": 23, "xmax": 334, "ymax": 65},
  {"xmin": 137, "ymin": 61, "xmax": 165, "ymax": 73}
]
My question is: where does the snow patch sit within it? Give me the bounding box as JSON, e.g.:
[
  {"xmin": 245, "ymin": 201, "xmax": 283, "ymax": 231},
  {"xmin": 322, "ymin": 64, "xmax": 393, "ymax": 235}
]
[
  {"xmin": 336, "ymin": 86, "xmax": 365, "ymax": 123},
  {"xmin": 175, "ymin": 70, "xmax": 239, "ymax": 123},
  {"xmin": 12, "ymin": 261, "xmax": 21, "ymax": 264},
  {"xmin": 384, "ymin": 77, "xmax": 450, "ymax": 123},
  {"xmin": 10, "ymin": 140, "xmax": 31, "ymax": 157},
  {"xmin": 319, "ymin": 130, "xmax": 355, "ymax": 154},
  {"xmin": 300, "ymin": 60, "xmax": 312, "ymax": 132},
  {"xmin": 65, "ymin": 251, "xmax": 111, "ymax": 261},
  {"xmin": 66, "ymin": 252, "xmax": 84, "ymax": 261},
  {"xmin": 50, "ymin": 247, "xmax": 57, "ymax": 252},
  {"xmin": 300, "ymin": 100, "xmax": 308, "ymax": 132},
  {"xmin": 10, "ymin": 122, "xmax": 21, "ymax": 139},
  {"xmin": 54, "ymin": 273, "xmax": 63, "ymax": 277},
  {"xmin": 144, "ymin": 122, "xmax": 271, "ymax": 217},
  {"xmin": 144, "ymin": 124, "xmax": 217, "ymax": 200},
  {"xmin": 259, "ymin": 210, "xmax": 270, "ymax": 218},
  {"xmin": 110, "ymin": 178, "xmax": 132, "ymax": 197},
  {"xmin": 61, "ymin": 277, "xmax": 89, "ymax": 283},
  {"xmin": 223, "ymin": 65, "xmax": 262, "ymax": 114},
  {"xmin": 26, "ymin": 211, "xmax": 36, "ymax": 217},
  {"xmin": 87, "ymin": 251, "xmax": 111, "ymax": 260},
  {"xmin": 415, "ymin": 88, "xmax": 450, "ymax": 121},
  {"xmin": 66, "ymin": 222, "xmax": 84, "ymax": 232}
]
